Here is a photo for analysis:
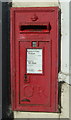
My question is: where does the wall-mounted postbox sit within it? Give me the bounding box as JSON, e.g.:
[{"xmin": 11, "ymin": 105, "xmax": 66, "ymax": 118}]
[{"xmin": 10, "ymin": 7, "xmax": 58, "ymax": 112}]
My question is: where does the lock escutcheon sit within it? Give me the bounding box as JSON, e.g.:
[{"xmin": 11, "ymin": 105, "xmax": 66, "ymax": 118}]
[{"xmin": 24, "ymin": 74, "xmax": 30, "ymax": 83}]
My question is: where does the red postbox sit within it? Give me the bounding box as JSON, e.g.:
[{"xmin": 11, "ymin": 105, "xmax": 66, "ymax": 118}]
[{"xmin": 10, "ymin": 7, "xmax": 58, "ymax": 112}]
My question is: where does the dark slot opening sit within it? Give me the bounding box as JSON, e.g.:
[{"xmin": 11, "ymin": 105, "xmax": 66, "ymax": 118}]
[
  {"xmin": 20, "ymin": 25, "xmax": 51, "ymax": 33},
  {"xmin": 20, "ymin": 25, "xmax": 47, "ymax": 30}
]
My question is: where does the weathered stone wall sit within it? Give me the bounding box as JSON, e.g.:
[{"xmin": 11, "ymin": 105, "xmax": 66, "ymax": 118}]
[{"xmin": 12, "ymin": 0, "xmax": 71, "ymax": 119}]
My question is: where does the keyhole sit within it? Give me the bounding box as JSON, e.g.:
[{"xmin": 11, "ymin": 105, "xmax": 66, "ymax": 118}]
[
  {"xmin": 24, "ymin": 74, "xmax": 27, "ymax": 82},
  {"xmin": 24, "ymin": 74, "xmax": 27, "ymax": 78}
]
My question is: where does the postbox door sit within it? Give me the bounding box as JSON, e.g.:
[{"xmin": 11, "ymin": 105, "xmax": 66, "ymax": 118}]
[{"xmin": 19, "ymin": 41, "xmax": 51, "ymax": 109}]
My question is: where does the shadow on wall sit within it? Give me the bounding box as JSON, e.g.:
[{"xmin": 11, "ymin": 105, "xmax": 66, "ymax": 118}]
[
  {"xmin": 58, "ymin": 8, "xmax": 61, "ymax": 73},
  {"xmin": 2, "ymin": 2, "xmax": 14, "ymax": 119},
  {"xmin": 58, "ymin": 8, "xmax": 62, "ymax": 113}
]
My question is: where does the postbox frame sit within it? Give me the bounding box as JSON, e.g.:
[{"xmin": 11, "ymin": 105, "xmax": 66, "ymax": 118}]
[{"xmin": 10, "ymin": 7, "xmax": 58, "ymax": 112}]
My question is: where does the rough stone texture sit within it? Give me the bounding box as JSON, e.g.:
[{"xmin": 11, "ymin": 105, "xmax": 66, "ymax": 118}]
[
  {"xmin": 69, "ymin": 85, "xmax": 71, "ymax": 120},
  {"xmin": 12, "ymin": 1, "xmax": 59, "ymax": 7},
  {"xmin": 14, "ymin": 112, "xmax": 60, "ymax": 118},
  {"xmin": 60, "ymin": 83, "xmax": 69, "ymax": 118}
]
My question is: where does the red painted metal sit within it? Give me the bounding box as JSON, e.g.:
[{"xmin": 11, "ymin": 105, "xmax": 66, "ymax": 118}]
[{"xmin": 10, "ymin": 7, "xmax": 58, "ymax": 112}]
